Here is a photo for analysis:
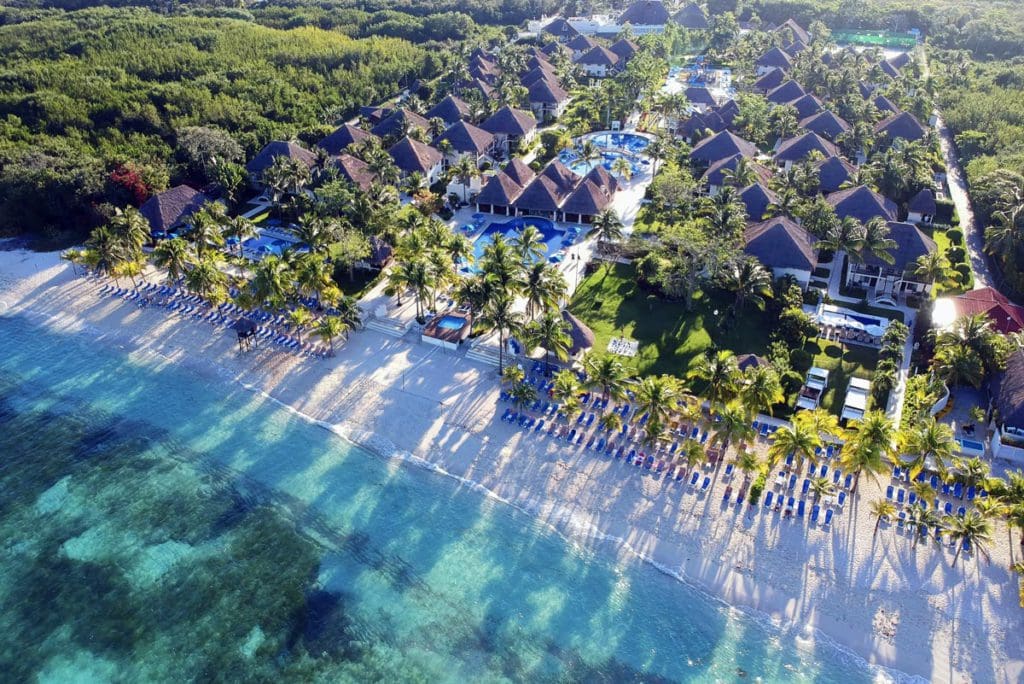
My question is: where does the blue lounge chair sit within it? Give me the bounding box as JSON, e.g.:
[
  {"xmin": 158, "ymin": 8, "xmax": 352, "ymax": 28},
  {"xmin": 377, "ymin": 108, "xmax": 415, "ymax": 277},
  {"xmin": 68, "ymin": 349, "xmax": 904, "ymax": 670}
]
[
  {"xmin": 837, "ymin": 491, "xmax": 846, "ymax": 507},
  {"xmin": 967, "ymin": 486, "xmax": 976, "ymax": 501},
  {"xmin": 942, "ymin": 482, "xmax": 951, "ymax": 496},
  {"xmin": 811, "ymin": 505, "xmax": 820, "ymax": 523},
  {"xmin": 690, "ymin": 427, "xmax": 699, "ymax": 440},
  {"xmin": 785, "ymin": 452, "xmax": 794, "ymax": 467},
  {"xmin": 893, "ymin": 465, "xmax": 901, "ymax": 479},
  {"xmin": 615, "ymin": 447, "xmax": 625, "ymax": 459},
  {"xmin": 566, "ymin": 429, "xmax": 577, "ymax": 443},
  {"xmin": 690, "ymin": 471, "xmax": 700, "ymax": 486},
  {"xmin": 908, "ymin": 492, "xmax": 917, "ymax": 506},
  {"xmin": 896, "ymin": 488, "xmax": 905, "ymax": 504},
  {"xmin": 930, "ymin": 474, "xmax": 939, "ymax": 490},
  {"xmin": 957, "ymin": 506, "xmax": 966, "ymax": 517},
  {"xmin": 724, "ymin": 463, "xmax": 734, "ymax": 478},
  {"xmin": 501, "ymin": 408, "xmax": 513, "ymax": 421},
  {"xmin": 802, "ymin": 479, "xmax": 811, "ymax": 495},
  {"xmin": 675, "ymin": 468, "xmax": 685, "ymax": 481},
  {"xmin": 786, "ymin": 496, "xmax": 795, "ymax": 512},
  {"xmin": 596, "ymin": 438, "xmax": 606, "ymax": 452},
  {"xmin": 826, "ymin": 444, "xmax": 836, "ymax": 460},
  {"xmin": 699, "ymin": 431, "xmax": 708, "ymax": 444},
  {"xmin": 944, "ymin": 502, "xmax": 953, "ymax": 515},
  {"xmin": 953, "ymin": 482, "xmax": 963, "ymax": 499},
  {"xmin": 723, "ymin": 488, "xmax": 731, "ymax": 502},
  {"xmin": 808, "ymin": 465, "xmax": 816, "ymax": 478},
  {"xmin": 833, "ymin": 470, "xmax": 841, "ymax": 485},
  {"xmin": 701, "ymin": 477, "xmax": 711, "ymax": 491},
  {"xmin": 788, "ymin": 474, "xmax": 797, "ymax": 490},
  {"xmin": 897, "ymin": 511, "xmax": 905, "ymax": 528},
  {"xmin": 585, "ymin": 435, "xmax": 596, "ymax": 449},
  {"xmin": 585, "ymin": 413, "xmax": 595, "ymax": 428},
  {"xmin": 644, "ymin": 455, "xmax": 655, "ymax": 469},
  {"xmin": 823, "ymin": 509, "xmax": 834, "ymax": 527},
  {"xmin": 759, "ymin": 424, "xmax": 769, "ymax": 438},
  {"xmin": 764, "ymin": 491, "xmax": 774, "ymax": 508},
  {"xmin": 844, "ymin": 474, "xmax": 853, "ymax": 490},
  {"xmin": 820, "ymin": 465, "xmax": 829, "ymax": 478},
  {"xmin": 797, "ymin": 500, "xmax": 806, "ymax": 517},
  {"xmin": 654, "ymin": 460, "xmax": 664, "ymax": 473}
]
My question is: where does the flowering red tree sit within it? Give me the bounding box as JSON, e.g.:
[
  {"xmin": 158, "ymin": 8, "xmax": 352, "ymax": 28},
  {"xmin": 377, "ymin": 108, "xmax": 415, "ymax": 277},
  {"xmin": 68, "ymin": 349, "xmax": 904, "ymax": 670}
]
[{"xmin": 109, "ymin": 164, "xmax": 151, "ymax": 205}]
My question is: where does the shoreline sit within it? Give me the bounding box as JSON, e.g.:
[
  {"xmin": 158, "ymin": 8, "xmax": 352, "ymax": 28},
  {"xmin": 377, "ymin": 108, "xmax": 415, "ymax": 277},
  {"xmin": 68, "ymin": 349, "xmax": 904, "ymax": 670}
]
[{"xmin": 2, "ymin": 249, "xmax": 1022, "ymax": 683}]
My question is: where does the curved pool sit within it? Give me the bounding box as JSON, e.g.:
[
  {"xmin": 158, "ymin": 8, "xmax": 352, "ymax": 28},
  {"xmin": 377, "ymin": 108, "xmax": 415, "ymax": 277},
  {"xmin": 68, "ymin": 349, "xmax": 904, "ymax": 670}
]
[{"xmin": 588, "ymin": 132, "xmax": 651, "ymax": 153}]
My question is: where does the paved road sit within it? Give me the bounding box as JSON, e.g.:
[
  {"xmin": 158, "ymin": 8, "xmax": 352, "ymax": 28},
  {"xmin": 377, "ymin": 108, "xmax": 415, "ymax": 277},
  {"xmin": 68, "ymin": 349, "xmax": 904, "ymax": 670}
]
[{"xmin": 934, "ymin": 111, "xmax": 992, "ymax": 290}]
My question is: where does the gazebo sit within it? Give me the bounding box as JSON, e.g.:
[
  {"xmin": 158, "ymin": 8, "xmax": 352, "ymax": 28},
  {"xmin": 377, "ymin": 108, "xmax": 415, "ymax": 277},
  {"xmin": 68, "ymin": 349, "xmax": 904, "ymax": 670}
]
[
  {"xmin": 232, "ymin": 318, "xmax": 259, "ymax": 352},
  {"xmin": 561, "ymin": 309, "xmax": 595, "ymax": 359}
]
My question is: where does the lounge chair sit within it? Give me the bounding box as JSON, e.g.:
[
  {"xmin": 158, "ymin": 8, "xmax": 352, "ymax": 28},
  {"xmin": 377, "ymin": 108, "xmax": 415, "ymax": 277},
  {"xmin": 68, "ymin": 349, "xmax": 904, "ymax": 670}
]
[
  {"xmin": 908, "ymin": 492, "xmax": 917, "ymax": 506},
  {"xmin": 802, "ymin": 479, "xmax": 811, "ymax": 495},
  {"xmin": 957, "ymin": 506, "xmax": 966, "ymax": 517},
  {"xmin": 844, "ymin": 474, "xmax": 853, "ymax": 490},
  {"xmin": 759, "ymin": 424, "xmax": 770, "ymax": 438},
  {"xmin": 785, "ymin": 453, "xmax": 794, "ymax": 467},
  {"xmin": 823, "ymin": 509, "xmax": 834, "ymax": 527},
  {"xmin": 896, "ymin": 488, "xmax": 905, "ymax": 504},
  {"xmin": 654, "ymin": 460, "xmax": 664, "ymax": 473},
  {"xmin": 566, "ymin": 429, "xmax": 577, "ymax": 443},
  {"xmin": 596, "ymin": 438, "xmax": 606, "ymax": 452},
  {"xmin": 930, "ymin": 474, "xmax": 940, "ymax": 490},
  {"xmin": 786, "ymin": 496, "xmax": 795, "ymax": 513},
  {"xmin": 585, "ymin": 435, "xmax": 596, "ymax": 449},
  {"xmin": 701, "ymin": 476, "xmax": 711, "ymax": 491},
  {"xmin": 797, "ymin": 500, "xmax": 806, "ymax": 517},
  {"xmin": 967, "ymin": 486, "xmax": 976, "ymax": 501},
  {"xmin": 644, "ymin": 455, "xmax": 655, "ymax": 470},
  {"xmin": 788, "ymin": 474, "xmax": 797, "ymax": 490},
  {"xmin": 892, "ymin": 465, "xmax": 901, "ymax": 479},
  {"xmin": 585, "ymin": 413, "xmax": 595, "ymax": 428},
  {"xmin": 723, "ymin": 486, "xmax": 732, "ymax": 502},
  {"xmin": 897, "ymin": 511, "xmax": 905, "ymax": 528},
  {"xmin": 953, "ymin": 482, "xmax": 963, "ymax": 499},
  {"xmin": 820, "ymin": 465, "xmax": 828, "ymax": 479},
  {"xmin": 699, "ymin": 430, "xmax": 708, "ymax": 444},
  {"xmin": 675, "ymin": 468, "xmax": 686, "ymax": 481},
  {"xmin": 614, "ymin": 446, "xmax": 625, "ymax": 459},
  {"xmin": 724, "ymin": 463, "xmax": 734, "ymax": 478},
  {"xmin": 832, "ymin": 470, "xmax": 841, "ymax": 485},
  {"xmin": 764, "ymin": 492, "xmax": 774, "ymax": 508},
  {"xmin": 811, "ymin": 504, "xmax": 820, "ymax": 522},
  {"xmin": 689, "ymin": 471, "xmax": 700, "ymax": 486},
  {"xmin": 942, "ymin": 482, "xmax": 951, "ymax": 496},
  {"xmin": 808, "ymin": 465, "xmax": 816, "ymax": 478},
  {"xmin": 837, "ymin": 491, "xmax": 846, "ymax": 507}
]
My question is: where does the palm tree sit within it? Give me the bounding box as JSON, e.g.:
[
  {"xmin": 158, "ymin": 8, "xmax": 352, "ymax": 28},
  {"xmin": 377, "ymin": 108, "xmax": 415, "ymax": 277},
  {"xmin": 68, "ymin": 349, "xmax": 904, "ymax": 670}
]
[
  {"xmin": 634, "ymin": 374, "xmax": 679, "ymax": 426},
  {"xmin": 819, "ymin": 216, "xmax": 865, "ymax": 264},
  {"xmin": 152, "ymin": 237, "xmax": 193, "ymax": 284},
  {"xmin": 946, "ymin": 510, "xmax": 993, "ymax": 567},
  {"xmin": 909, "ymin": 506, "xmax": 942, "ymax": 546},
  {"xmin": 316, "ymin": 316, "xmax": 347, "ymax": 356},
  {"xmin": 860, "ymin": 217, "xmax": 897, "ymax": 265},
  {"xmin": 109, "ymin": 206, "xmax": 151, "ymax": 256},
  {"xmin": 551, "ymin": 369, "xmax": 581, "ymax": 403},
  {"xmin": 289, "ymin": 307, "xmax": 314, "ymax": 343},
  {"xmin": 451, "ymin": 155, "xmax": 479, "ymax": 204},
  {"xmin": 951, "ymin": 456, "xmax": 991, "ymax": 492},
  {"xmin": 810, "ymin": 476, "xmax": 835, "ymax": 504},
  {"xmin": 841, "ymin": 410, "xmax": 896, "ymax": 492},
  {"xmin": 293, "ymin": 253, "xmax": 332, "ymax": 307},
  {"xmin": 86, "ymin": 224, "xmax": 126, "ymax": 278},
  {"xmin": 768, "ymin": 421, "xmax": 822, "ymax": 472},
  {"xmin": 913, "ymin": 251, "xmax": 951, "ymax": 284},
  {"xmin": 740, "ymin": 365, "xmax": 784, "ymax": 417},
  {"xmin": 734, "ymin": 450, "xmax": 761, "ymax": 488},
  {"xmin": 502, "ymin": 364, "xmax": 525, "ymax": 389},
  {"xmin": 184, "ymin": 256, "xmax": 228, "ymax": 302},
  {"xmin": 599, "ymin": 410, "xmax": 623, "ymax": 434},
  {"xmin": 222, "ymin": 216, "xmax": 259, "ymax": 258},
  {"xmin": 479, "ymin": 234, "xmax": 521, "ymax": 291},
  {"xmin": 559, "ymin": 396, "xmax": 583, "ymax": 424},
  {"xmin": 610, "ymin": 156, "xmax": 632, "ymax": 181},
  {"xmin": 524, "ymin": 310, "xmax": 572, "ymax": 372},
  {"xmin": 511, "ymin": 225, "xmax": 546, "ymax": 264},
  {"xmin": 720, "ymin": 257, "xmax": 772, "ymax": 316},
  {"xmin": 250, "ymin": 255, "xmax": 292, "ymax": 310},
  {"xmin": 510, "ymin": 381, "xmax": 538, "ymax": 412},
  {"xmin": 689, "ymin": 350, "xmax": 740, "ymax": 405},
  {"xmin": 870, "ymin": 499, "xmax": 897, "ymax": 540},
  {"xmin": 189, "ymin": 203, "xmax": 227, "ymax": 259},
  {"xmin": 480, "ymin": 293, "xmax": 524, "ymax": 373},
  {"xmin": 522, "ymin": 262, "xmax": 567, "ymax": 319},
  {"xmin": 294, "ymin": 215, "xmax": 338, "ymax": 256},
  {"xmin": 899, "ymin": 417, "xmax": 956, "ymax": 480},
  {"xmin": 583, "ymin": 355, "xmax": 629, "ymax": 404},
  {"xmin": 932, "ymin": 343, "xmax": 986, "ymax": 389},
  {"xmin": 679, "ymin": 439, "xmax": 707, "ymax": 471},
  {"xmin": 710, "ymin": 402, "xmax": 756, "ymax": 455},
  {"xmin": 592, "ymin": 209, "xmax": 625, "ymax": 258},
  {"xmin": 795, "ymin": 408, "xmax": 841, "ymax": 444}
]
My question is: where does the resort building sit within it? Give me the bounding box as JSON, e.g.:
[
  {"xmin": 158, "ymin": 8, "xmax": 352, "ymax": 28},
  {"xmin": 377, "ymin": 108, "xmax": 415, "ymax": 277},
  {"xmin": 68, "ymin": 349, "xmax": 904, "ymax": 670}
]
[
  {"xmin": 689, "ymin": 130, "xmax": 758, "ymax": 166},
  {"xmin": 387, "ymin": 136, "xmax": 444, "ymax": 187},
  {"xmin": 766, "ymin": 80, "xmax": 807, "ymax": 106},
  {"xmin": 872, "ymin": 94, "xmax": 899, "ymax": 115},
  {"xmin": 775, "ymin": 18, "xmax": 811, "ymax": 45},
  {"xmin": 990, "ymin": 348, "xmax": 1024, "ymax": 462},
  {"xmin": 799, "ymin": 110, "xmax": 851, "ymax": 142},
  {"xmin": 527, "ymin": 78, "xmax": 569, "ymax": 122},
  {"xmin": 480, "ymin": 106, "xmax": 538, "ymax": 158},
  {"xmin": 701, "ymin": 154, "xmax": 772, "ymax": 196},
  {"xmin": 317, "ymin": 123, "xmax": 378, "ymax": 156},
  {"xmin": 575, "ymin": 46, "xmax": 622, "ymax": 78},
  {"xmin": 754, "ymin": 68, "xmax": 786, "ymax": 93},
  {"xmin": 424, "ymin": 94, "xmax": 473, "ymax": 127},
  {"xmin": 476, "ymin": 159, "xmax": 619, "ymax": 224},
  {"xmin": 433, "ymin": 120, "xmax": 497, "ymax": 169},
  {"xmin": 616, "ymin": 0, "xmax": 670, "ymax": 35},
  {"xmin": 139, "ymin": 185, "xmax": 208, "ymax": 237},
  {"xmin": 684, "ymin": 86, "xmax": 719, "ymax": 113},
  {"xmin": 814, "ymin": 156, "xmax": 857, "ymax": 193},
  {"xmin": 843, "ymin": 221, "xmax": 937, "ymax": 298},
  {"xmin": 826, "ymin": 185, "xmax": 898, "ymax": 224},
  {"xmin": 907, "ymin": 187, "xmax": 937, "ymax": 224},
  {"xmin": 874, "ymin": 111, "xmax": 928, "ymax": 145},
  {"xmin": 772, "ymin": 132, "xmax": 838, "ymax": 171},
  {"xmin": 755, "ymin": 48, "xmax": 793, "ymax": 76},
  {"xmin": 334, "ymin": 154, "xmax": 377, "ymax": 192},
  {"xmin": 672, "ymin": 3, "xmax": 709, "ymax": 30},
  {"xmin": 475, "ymin": 158, "xmax": 536, "ymax": 216},
  {"xmin": 246, "ymin": 140, "xmax": 317, "ymax": 184},
  {"xmin": 541, "ymin": 17, "xmax": 582, "ymax": 42},
  {"xmin": 738, "ymin": 182, "xmax": 777, "ymax": 222},
  {"xmin": 790, "ymin": 93, "xmax": 824, "ymax": 120},
  {"xmin": 938, "ymin": 287, "xmax": 1024, "ymax": 335},
  {"xmin": 744, "ymin": 216, "xmax": 818, "ymax": 288},
  {"xmin": 565, "ymin": 34, "xmax": 598, "ymax": 60},
  {"xmin": 370, "ymin": 108, "xmax": 431, "ymax": 140}
]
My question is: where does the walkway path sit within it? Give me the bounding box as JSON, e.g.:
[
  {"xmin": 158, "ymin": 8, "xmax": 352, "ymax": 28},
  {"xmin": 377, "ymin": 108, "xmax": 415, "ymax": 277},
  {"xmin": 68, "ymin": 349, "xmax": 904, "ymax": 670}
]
[{"xmin": 933, "ymin": 112, "xmax": 992, "ymax": 290}]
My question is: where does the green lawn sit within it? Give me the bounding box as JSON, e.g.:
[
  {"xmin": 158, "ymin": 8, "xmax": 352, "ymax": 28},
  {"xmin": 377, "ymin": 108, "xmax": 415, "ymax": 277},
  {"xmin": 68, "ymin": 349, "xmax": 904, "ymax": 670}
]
[
  {"xmin": 569, "ymin": 262, "xmax": 775, "ymax": 377},
  {"xmin": 570, "ymin": 262, "xmax": 880, "ymax": 416}
]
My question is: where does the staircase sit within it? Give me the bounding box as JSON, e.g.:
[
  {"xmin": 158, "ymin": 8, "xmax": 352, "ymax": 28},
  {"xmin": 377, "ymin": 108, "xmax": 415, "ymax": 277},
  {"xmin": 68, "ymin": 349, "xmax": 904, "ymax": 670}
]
[{"xmin": 364, "ymin": 316, "xmax": 411, "ymax": 338}]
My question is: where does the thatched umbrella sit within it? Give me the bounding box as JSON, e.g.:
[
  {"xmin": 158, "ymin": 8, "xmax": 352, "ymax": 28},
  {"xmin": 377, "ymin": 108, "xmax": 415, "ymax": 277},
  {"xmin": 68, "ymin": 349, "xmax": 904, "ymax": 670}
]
[
  {"xmin": 233, "ymin": 317, "xmax": 259, "ymax": 351},
  {"xmin": 560, "ymin": 309, "xmax": 595, "ymax": 357}
]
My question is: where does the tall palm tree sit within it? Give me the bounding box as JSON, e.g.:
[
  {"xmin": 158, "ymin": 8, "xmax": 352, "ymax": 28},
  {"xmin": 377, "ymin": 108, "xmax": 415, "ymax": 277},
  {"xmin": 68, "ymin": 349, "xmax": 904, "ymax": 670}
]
[
  {"xmin": 294, "ymin": 252, "xmax": 333, "ymax": 306},
  {"xmin": 511, "ymin": 225, "xmax": 546, "ymax": 264},
  {"xmin": 480, "ymin": 234, "xmax": 521, "ymax": 291},
  {"xmin": 860, "ymin": 217, "xmax": 896, "ymax": 265},
  {"xmin": 522, "ymin": 262, "xmax": 567, "ymax": 319},
  {"xmin": 795, "ymin": 408, "xmax": 841, "ymax": 444},
  {"xmin": 189, "ymin": 203, "xmax": 227, "ymax": 259},
  {"xmin": 710, "ymin": 401, "xmax": 756, "ymax": 454},
  {"xmin": 480, "ymin": 293, "xmax": 524, "ymax": 373},
  {"xmin": 184, "ymin": 256, "xmax": 228, "ymax": 302},
  {"xmin": 316, "ymin": 316, "xmax": 347, "ymax": 356},
  {"xmin": 913, "ymin": 251, "xmax": 951, "ymax": 285},
  {"xmin": 109, "ymin": 206, "xmax": 151, "ymax": 256},
  {"xmin": 294, "ymin": 215, "xmax": 338, "ymax": 256},
  {"xmin": 524, "ymin": 310, "xmax": 572, "ymax": 372},
  {"xmin": 734, "ymin": 450, "xmax": 761, "ymax": 488},
  {"xmin": 250, "ymin": 255, "xmax": 292, "ymax": 310},
  {"xmin": 720, "ymin": 257, "xmax": 772, "ymax": 316},
  {"xmin": 634, "ymin": 374, "xmax": 679, "ymax": 426},
  {"xmin": 599, "ymin": 409, "xmax": 623, "ymax": 434},
  {"xmin": 946, "ymin": 510, "xmax": 993, "ymax": 567},
  {"xmin": 583, "ymin": 355, "xmax": 629, "ymax": 404},
  {"xmin": 451, "ymin": 155, "xmax": 479, "ymax": 204},
  {"xmin": 551, "ymin": 369, "xmax": 581, "ymax": 403},
  {"xmin": 592, "ymin": 209, "xmax": 625, "ymax": 257},
  {"xmin": 819, "ymin": 216, "xmax": 865, "ymax": 263},
  {"xmin": 768, "ymin": 421, "xmax": 822, "ymax": 472},
  {"xmin": 932, "ymin": 343, "xmax": 986, "ymax": 389},
  {"xmin": 86, "ymin": 224, "xmax": 126, "ymax": 278},
  {"xmin": 679, "ymin": 439, "xmax": 707, "ymax": 471},
  {"xmin": 951, "ymin": 456, "xmax": 991, "ymax": 492},
  {"xmin": 152, "ymin": 237, "xmax": 193, "ymax": 284},
  {"xmin": 870, "ymin": 499, "xmax": 897, "ymax": 540},
  {"xmin": 740, "ymin": 365, "xmax": 784, "ymax": 418},
  {"xmin": 810, "ymin": 476, "xmax": 835, "ymax": 504},
  {"xmin": 689, "ymin": 350, "xmax": 740, "ymax": 405},
  {"xmin": 899, "ymin": 417, "xmax": 956, "ymax": 479},
  {"xmin": 611, "ymin": 156, "xmax": 632, "ymax": 181},
  {"xmin": 841, "ymin": 410, "xmax": 896, "ymax": 492},
  {"xmin": 289, "ymin": 307, "xmax": 313, "ymax": 343}
]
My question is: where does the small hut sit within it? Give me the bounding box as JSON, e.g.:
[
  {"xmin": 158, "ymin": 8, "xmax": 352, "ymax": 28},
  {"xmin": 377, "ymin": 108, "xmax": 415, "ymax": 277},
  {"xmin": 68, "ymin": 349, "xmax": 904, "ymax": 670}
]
[
  {"xmin": 233, "ymin": 317, "xmax": 259, "ymax": 352},
  {"xmin": 561, "ymin": 309, "xmax": 595, "ymax": 359}
]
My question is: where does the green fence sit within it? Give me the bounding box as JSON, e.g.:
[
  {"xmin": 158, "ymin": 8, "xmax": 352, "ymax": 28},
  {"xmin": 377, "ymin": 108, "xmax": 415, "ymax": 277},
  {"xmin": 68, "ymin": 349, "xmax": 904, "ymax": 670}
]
[{"xmin": 832, "ymin": 30, "xmax": 917, "ymax": 49}]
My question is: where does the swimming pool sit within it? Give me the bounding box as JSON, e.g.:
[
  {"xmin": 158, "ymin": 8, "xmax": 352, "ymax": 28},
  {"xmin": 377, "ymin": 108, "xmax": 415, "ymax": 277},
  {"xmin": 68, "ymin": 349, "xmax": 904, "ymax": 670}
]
[
  {"xmin": 559, "ymin": 150, "xmax": 643, "ymax": 178},
  {"xmin": 463, "ymin": 217, "xmax": 567, "ymax": 274},
  {"xmin": 243, "ymin": 235, "xmax": 292, "ymax": 256},
  {"xmin": 436, "ymin": 314, "xmax": 468, "ymax": 330},
  {"xmin": 588, "ymin": 132, "xmax": 650, "ymax": 153}
]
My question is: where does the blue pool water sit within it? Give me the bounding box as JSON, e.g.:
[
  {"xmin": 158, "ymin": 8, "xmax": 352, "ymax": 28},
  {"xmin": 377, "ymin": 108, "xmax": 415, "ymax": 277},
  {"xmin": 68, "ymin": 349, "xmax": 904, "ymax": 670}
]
[
  {"xmin": 465, "ymin": 217, "xmax": 567, "ymax": 274},
  {"xmin": 560, "ymin": 151, "xmax": 642, "ymax": 178},
  {"xmin": 243, "ymin": 235, "xmax": 292, "ymax": 256},
  {"xmin": 588, "ymin": 132, "xmax": 651, "ymax": 153},
  {"xmin": 436, "ymin": 315, "xmax": 467, "ymax": 330},
  {"xmin": 0, "ymin": 314, "xmax": 888, "ymax": 681}
]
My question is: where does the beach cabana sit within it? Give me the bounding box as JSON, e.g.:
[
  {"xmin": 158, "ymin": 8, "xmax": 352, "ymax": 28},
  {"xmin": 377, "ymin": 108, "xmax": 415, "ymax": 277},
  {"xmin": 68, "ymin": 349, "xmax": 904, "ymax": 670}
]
[
  {"xmin": 561, "ymin": 310, "xmax": 595, "ymax": 359},
  {"xmin": 233, "ymin": 318, "xmax": 259, "ymax": 352}
]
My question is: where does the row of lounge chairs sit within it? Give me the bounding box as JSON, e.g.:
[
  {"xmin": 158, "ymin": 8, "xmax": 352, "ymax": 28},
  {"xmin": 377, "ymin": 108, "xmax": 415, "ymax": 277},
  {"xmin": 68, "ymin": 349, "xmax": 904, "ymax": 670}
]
[
  {"xmin": 96, "ymin": 282, "xmax": 331, "ymax": 359},
  {"xmin": 891, "ymin": 465, "xmax": 987, "ymax": 501}
]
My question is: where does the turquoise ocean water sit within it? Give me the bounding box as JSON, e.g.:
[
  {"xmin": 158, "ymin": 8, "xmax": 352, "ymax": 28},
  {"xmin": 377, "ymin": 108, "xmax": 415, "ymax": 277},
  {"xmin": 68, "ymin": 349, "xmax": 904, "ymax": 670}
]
[{"xmin": 0, "ymin": 313, "xmax": 886, "ymax": 682}]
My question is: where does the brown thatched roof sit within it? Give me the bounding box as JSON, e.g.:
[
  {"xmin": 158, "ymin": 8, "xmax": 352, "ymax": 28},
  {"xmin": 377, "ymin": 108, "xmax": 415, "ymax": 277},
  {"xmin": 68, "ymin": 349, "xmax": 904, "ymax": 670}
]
[{"xmin": 561, "ymin": 309, "xmax": 595, "ymax": 355}]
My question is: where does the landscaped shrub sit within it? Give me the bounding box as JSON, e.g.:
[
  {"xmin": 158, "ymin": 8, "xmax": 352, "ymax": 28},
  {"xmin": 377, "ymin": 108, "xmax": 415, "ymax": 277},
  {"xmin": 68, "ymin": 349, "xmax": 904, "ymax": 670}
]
[
  {"xmin": 781, "ymin": 369, "xmax": 803, "ymax": 393},
  {"xmin": 947, "ymin": 246, "xmax": 966, "ymax": 263},
  {"xmin": 955, "ymin": 262, "xmax": 972, "ymax": 279},
  {"xmin": 955, "ymin": 269, "xmax": 972, "ymax": 286},
  {"xmin": 947, "ymin": 228, "xmax": 963, "ymax": 245},
  {"xmin": 790, "ymin": 348, "xmax": 813, "ymax": 373},
  {"xmin": 748, "ymin": 473, "xmax": 767, "ymax": 504}
]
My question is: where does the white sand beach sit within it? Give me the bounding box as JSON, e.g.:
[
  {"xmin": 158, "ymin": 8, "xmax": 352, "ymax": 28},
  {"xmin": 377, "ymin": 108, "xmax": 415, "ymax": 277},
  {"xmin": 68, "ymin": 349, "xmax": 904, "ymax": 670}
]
[{"xmin": 2, "ymin": 247, "xmax": 1023, "ymax": 683}]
